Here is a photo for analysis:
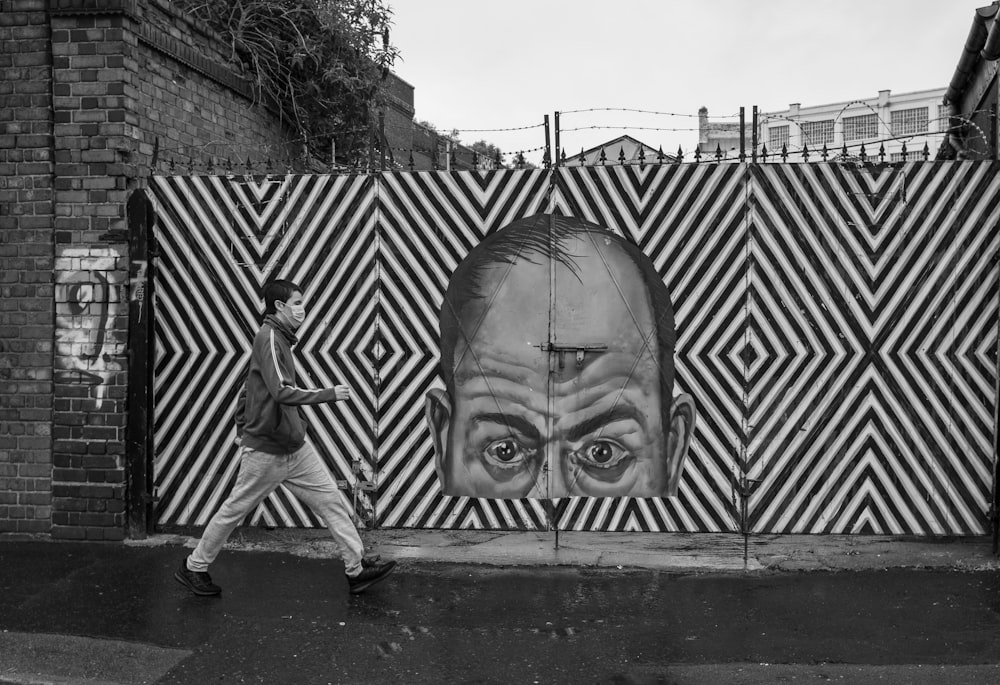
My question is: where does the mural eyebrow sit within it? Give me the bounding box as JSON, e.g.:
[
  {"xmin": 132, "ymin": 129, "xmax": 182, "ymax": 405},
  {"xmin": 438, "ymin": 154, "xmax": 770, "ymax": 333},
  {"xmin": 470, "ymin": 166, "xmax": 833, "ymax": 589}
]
[
  {"xmin": 565, "ymin": 405, "xmax": 645, "ymax": 443},
  {"xmin": 472, "ymin": 413, "xmax": 541, "ymax": 441}
]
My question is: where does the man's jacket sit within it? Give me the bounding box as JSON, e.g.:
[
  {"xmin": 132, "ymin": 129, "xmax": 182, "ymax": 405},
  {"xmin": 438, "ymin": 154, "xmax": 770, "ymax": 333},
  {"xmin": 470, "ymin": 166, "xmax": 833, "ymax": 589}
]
[{"xmin": 236, "ymin": 314, "xmax": 339, "ymax": 454}]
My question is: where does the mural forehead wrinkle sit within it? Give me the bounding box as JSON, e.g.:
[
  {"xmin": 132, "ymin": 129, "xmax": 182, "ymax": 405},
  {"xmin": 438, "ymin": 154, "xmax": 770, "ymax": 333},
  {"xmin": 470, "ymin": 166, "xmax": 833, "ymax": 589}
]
[{"xmin": 426, "ymin": 213, "xmax": 696, "ymax": 500}]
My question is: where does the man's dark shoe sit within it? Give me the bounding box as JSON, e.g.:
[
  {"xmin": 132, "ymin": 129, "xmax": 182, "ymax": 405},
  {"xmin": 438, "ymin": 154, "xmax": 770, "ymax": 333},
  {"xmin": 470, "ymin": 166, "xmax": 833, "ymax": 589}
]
[
  {"xmin": 347, "ymin": 558, "xmax": 396, "ymax": 595},
  {"xmin": 174, "ymin": 558, "xmax": 222, "ymax": 597}
]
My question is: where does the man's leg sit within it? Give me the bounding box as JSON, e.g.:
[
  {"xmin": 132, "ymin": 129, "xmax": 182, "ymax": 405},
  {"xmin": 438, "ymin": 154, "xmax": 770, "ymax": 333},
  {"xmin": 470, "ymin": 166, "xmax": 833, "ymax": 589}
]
[
  {"xmin": 283, "ymin": 443, "xmax": 365, "ymax": 575},
  {"xmin": 188, "ymin": 446, "xmax": 284, "ymax": 572}
]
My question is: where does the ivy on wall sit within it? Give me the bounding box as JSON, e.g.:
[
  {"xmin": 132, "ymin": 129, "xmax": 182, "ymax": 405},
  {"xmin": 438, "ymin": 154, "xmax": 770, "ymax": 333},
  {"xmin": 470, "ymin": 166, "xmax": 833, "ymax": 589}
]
[{"xmin": 175, "ymin": 0, "xmax": 399, "ymax": 164}]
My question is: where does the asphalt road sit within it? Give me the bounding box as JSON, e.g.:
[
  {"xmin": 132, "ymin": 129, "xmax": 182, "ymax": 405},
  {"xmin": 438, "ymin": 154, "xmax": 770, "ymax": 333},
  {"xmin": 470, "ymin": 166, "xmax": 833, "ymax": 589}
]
[{"xmin": 2, "ymin": 540, "xmax": 1000, "ymax": 684}]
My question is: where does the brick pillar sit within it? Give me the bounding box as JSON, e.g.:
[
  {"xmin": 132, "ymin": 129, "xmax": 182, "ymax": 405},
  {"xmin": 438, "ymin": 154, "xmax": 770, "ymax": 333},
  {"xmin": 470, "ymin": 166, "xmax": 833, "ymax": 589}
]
[
  {"xmin": 48, "ymin": 0, "xmax": 141, "ymax": 541},
  {"xmin": 0, "ymin": 0, "xmax": 56, "ymax": 535}
]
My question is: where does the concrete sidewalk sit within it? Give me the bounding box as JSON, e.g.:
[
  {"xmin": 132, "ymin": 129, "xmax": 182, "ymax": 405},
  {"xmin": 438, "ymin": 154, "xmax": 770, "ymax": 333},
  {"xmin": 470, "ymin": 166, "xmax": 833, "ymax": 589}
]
[{"xmin": 126, "ymin": 528, "xmax": 1000, "ymax": 573}]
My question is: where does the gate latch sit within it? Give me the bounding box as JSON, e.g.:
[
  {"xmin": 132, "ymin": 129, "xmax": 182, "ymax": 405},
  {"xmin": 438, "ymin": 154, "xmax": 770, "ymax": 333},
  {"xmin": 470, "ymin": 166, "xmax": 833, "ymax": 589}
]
[{"xmin": 540, "ymin": 342, "xmax": 608, "ymax": 369}]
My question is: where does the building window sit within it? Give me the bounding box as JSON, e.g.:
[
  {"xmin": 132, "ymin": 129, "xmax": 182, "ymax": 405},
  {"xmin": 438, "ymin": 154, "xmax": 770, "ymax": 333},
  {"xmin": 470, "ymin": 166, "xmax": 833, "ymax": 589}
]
[
  {"xmin": 768, "ymin": 125, "xmax": 789, "ymax": 150},
  {"xmin": 843, "ymin": 114, "xmax": 878, "ymax": 142},
  {"xmin": 800, "ymin": 120, "xmax": 834, "ymax": 146},
  {"xmin": 890, "ymin": 107, "xmax": 928, "ymax": 136}
]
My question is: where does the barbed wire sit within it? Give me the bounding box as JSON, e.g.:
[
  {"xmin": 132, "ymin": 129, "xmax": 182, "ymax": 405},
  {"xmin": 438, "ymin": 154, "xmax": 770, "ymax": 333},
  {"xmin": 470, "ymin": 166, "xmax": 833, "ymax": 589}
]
[
  {"xmin": 145, "ymin": 103, "xmax": 999, "ymax": 175},
  {"xmin": 558, "ymin": 107, "xmax": 741, "ymax": 119},
  {"xmin": 559, "ymin": 124, "xmax": 703, "ymax": 133},
  {"xmin": 452, "ymin": 122, "xmax": 546, "ymax": 133}
]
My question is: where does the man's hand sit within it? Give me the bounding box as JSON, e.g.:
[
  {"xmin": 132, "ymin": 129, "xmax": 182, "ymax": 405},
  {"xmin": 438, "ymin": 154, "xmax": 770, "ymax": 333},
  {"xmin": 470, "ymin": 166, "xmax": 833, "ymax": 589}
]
[{"xmin": 334, "ymin": 385, "xmax": 351, "ymax": 401}]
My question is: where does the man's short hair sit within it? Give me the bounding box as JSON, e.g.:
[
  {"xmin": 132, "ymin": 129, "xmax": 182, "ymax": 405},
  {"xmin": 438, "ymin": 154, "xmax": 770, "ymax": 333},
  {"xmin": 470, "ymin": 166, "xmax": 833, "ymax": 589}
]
[
  {"xmin": 263, "ymin": 279, "xmax": 301, "ymax": 315},
  {"xmin": 438, "ymin": 213, "xmax": 678, "ymax": 400}
]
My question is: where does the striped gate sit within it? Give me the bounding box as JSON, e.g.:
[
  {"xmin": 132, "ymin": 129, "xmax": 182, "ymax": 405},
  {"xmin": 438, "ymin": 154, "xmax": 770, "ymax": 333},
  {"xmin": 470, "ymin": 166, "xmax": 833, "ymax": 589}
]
[{"xmin": 147, "ymin": 161, "xmax": 999, "ymax": 535}]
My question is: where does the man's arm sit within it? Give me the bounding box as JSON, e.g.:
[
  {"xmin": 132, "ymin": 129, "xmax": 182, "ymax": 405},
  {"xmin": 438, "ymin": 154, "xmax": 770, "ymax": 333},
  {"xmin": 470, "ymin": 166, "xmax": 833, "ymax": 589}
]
[
  {"xmin": 233, "ymin": 381, "xmax": 247, "ymax": 444},
  {"xmin": 256, "ymin": 328, "xmax": 348, "ymax": 405}
]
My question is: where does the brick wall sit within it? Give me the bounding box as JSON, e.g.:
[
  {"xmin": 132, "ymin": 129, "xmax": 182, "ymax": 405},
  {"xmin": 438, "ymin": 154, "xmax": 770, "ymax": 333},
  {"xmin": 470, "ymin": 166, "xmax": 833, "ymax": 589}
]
[
  {"xmin": 1, "ymin": 0, "xmax": 295, "ymax": 540},
  {"xmin": 134, "ymin": 0, "xmax": 300, "ymax": 173},
  {"xmin": 0, "ymin": 0, "xmax": 56, "ymax": 535}
]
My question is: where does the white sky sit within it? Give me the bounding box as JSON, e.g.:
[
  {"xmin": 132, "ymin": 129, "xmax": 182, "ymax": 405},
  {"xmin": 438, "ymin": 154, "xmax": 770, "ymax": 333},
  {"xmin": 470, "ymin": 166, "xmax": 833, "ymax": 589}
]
[{"xmin": 389, "ymin": 0, "xmax": 990, "ymax": 164}]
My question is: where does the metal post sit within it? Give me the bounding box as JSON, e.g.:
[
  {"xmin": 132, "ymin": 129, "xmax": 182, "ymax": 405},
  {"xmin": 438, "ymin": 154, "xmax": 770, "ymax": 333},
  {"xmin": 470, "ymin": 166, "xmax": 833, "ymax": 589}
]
[
  {"xmin": 751, "ymin": 106, "xmax": 758, "ymax": 164},
  {"xmin": 126, "ymin": 190, "xmax": 155, "ymax": 538},
  {"xmin": 554, "ymin": 112, "xmax": 561, "ymax": 167},
  {"xmin": 994, "ymin": 247, "xmax": 1000, "ymax": 555},
  {"xmin": 368, "ymin": 118, "xmax": 375, "ymax": 172},
  {"xmin": 543, "ymin": 114, "xmax": 551, "ymax": 168},
  {"xmin": 379, "ymin": 110, "xmax": 386, "ymax": 171},
  {"xmin": 739, "ymin": 106, "xmax": 746, "ymax": 162}
]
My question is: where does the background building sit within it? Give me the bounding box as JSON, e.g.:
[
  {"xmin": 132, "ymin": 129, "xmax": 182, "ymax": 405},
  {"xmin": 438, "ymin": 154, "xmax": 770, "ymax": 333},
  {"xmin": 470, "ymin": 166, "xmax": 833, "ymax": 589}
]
[
  {"xmin": 701, "ymin": 88, "xmax": 948, "ymax": 161},
  {"xmin": 563, "ymin": 135, "xmax": 675, "ymax": 166}
]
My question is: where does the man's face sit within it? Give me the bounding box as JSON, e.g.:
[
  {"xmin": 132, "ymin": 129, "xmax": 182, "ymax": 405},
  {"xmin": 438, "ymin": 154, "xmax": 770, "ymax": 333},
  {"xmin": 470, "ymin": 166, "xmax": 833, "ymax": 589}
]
[
  {"xmin": 275, "ymin": 291, "xmax": 306, "ymax": 330},
  {"xmin": 427, "ymin": 230, "xmax": 693, "ymax": 498}
]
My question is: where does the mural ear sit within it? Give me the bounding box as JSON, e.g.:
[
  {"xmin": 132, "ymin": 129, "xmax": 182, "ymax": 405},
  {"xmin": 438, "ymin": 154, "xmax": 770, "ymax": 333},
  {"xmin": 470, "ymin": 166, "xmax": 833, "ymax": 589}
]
[
  {"xmin": 665, "ymin": 394, "xmax": 696, "ymax": 497},
  {"xmin": 424, "ymin": 389, "xmax": 452, "ymax": 486}
]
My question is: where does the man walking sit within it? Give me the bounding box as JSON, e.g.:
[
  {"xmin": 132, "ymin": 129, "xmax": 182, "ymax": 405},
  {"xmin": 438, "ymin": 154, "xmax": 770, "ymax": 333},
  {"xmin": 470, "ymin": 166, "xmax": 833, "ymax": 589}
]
[{"xmin": 174, "ymin": 279, "xmax": 396, "ymax": 596}]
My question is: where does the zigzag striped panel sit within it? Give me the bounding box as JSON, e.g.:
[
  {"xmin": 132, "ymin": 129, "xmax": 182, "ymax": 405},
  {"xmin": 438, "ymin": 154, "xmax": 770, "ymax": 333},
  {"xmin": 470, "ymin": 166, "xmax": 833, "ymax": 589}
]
[
  {"xmin": 374, "ymin": 169, "xmax": 554, "ymax": 529},
  {"xmin": 549, "ymin": 164, "xmax": 748, "ymax": 532},
  {"xmin": 148, "ymin": 162, "xmax": 999, "ymax": 535},
  {"xmin": 149, "ymin": 175, "xmax": 378, "ymax": 528},
  {"xmin": 746, "ymin": 162, "xmax": 1000, "ymax": 534}
]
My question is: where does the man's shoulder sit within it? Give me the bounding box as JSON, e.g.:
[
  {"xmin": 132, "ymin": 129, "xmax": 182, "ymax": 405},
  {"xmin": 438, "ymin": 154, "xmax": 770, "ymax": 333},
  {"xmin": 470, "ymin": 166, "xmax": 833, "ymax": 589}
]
[{"xmin": 253, "ymin": 322, "xmax": 279, "ymax": 347}]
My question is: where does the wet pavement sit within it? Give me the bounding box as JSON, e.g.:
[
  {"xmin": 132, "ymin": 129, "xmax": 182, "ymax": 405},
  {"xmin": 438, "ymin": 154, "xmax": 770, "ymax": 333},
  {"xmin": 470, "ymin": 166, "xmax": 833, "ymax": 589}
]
[{"xmin": 2, "ymin": 535, "xmax": 1000, "ymax": 684}]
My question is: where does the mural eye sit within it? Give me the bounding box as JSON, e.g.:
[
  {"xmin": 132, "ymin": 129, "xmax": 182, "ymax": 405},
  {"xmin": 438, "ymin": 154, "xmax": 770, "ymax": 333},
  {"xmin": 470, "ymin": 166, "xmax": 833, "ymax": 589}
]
[
  {"xmin": 483, "ymin": 439, "xmax": 533, "ymax": 467},
  {"xmin": 575, "ymin": 440, "xmax": 629, "ymax": 469}
]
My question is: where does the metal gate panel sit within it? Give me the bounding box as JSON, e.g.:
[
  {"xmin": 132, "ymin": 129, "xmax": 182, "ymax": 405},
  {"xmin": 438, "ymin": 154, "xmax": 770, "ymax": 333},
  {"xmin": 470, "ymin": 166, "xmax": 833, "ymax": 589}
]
[
  {"xmin": 375, "ymin": 169, "xmax": 553, "ymax": 529},
  {"xmin": 747, "ymin": 161, "xmax": 1000, "ymax": 534},
  {"xmin": 149, "ymin": 174, "xmax": 376, "ymax": 527},
  {"xmin": 550, "ymin": 164, "xmax": 747, "ymax": 531},
  {"xmin": 148, "ymin": 162, "xmax": 999, "ymax": 536}
]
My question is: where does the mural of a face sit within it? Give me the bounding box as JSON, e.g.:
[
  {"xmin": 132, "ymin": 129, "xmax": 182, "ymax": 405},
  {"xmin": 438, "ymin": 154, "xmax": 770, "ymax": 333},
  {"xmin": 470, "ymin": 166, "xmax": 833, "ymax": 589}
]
[
  {"xmin": 425, "ymin": 215, "xmax": 696, "ymax": 499},
  {"xmin": 54, "ymin": 248, "xmax": 124, "ymax": 410}
]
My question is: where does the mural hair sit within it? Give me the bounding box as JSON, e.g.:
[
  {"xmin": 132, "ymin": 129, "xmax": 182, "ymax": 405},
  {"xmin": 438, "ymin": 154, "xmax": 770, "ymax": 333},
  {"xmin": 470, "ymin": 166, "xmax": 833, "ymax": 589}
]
[{"xmin": 438, "ymin": 213, "xmax": 678, "ymax": 404}]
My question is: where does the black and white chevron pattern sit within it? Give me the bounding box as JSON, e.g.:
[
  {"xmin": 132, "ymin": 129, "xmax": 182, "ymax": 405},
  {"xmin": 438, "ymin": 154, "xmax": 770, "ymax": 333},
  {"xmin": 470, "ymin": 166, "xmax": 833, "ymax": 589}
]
[{"xmin": 149, "ymin": 161, "xmax": 999, "ymax": 534}]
